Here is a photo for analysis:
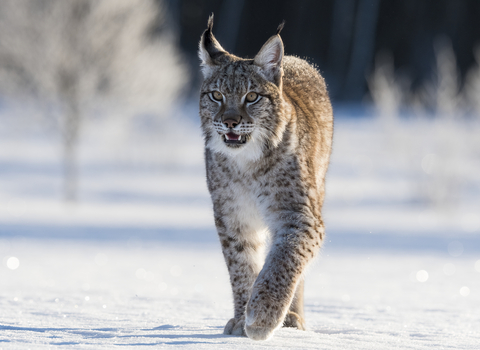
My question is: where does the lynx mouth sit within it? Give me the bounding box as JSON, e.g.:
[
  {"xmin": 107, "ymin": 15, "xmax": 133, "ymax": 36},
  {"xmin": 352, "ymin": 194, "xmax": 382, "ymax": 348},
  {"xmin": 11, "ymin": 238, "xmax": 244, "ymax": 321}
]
[{"xmin": 223, "ymin": 132, "xmax": 248, "ymax": 145}]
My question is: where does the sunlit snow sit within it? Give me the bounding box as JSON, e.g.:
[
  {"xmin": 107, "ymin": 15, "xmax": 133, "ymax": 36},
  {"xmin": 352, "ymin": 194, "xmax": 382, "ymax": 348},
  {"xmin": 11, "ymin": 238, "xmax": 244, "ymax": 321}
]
[{"xmin": 1, "ymin": 108, "xmax": 479, "ymax": 349}]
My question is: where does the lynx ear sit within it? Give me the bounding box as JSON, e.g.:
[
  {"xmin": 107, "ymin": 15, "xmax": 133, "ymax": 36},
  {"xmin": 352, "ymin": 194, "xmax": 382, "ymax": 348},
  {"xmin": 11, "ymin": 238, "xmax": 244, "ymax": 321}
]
[
  {"xmin": 253, "ymin": 25, "xmax": 284, "ymax": 85},
  {"xmin": 198, "ymin": 14, "xmax": 227, "ymax": 78}
]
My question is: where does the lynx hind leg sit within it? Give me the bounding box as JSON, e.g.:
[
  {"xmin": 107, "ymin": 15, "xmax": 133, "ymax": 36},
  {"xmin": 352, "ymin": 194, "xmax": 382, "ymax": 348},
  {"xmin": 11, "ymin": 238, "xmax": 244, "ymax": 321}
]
[{"xmin": 283, "ymin": 279, "xmax": 306, "ymax": 330}]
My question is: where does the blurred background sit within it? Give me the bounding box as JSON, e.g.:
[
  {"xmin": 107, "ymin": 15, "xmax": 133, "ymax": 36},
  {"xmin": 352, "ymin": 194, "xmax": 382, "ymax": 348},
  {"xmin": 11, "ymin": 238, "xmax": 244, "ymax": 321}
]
[{"xmin": 0, "ymin": 0, "xmax": 479, "ymax": 248}]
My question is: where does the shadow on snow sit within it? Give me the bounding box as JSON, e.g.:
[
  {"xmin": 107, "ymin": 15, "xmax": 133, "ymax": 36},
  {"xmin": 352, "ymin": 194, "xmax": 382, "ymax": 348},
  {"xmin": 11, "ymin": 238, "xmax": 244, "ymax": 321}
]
[{"xmin": 1, "ymin": 223, "xmax": 479, "ymax": 255}]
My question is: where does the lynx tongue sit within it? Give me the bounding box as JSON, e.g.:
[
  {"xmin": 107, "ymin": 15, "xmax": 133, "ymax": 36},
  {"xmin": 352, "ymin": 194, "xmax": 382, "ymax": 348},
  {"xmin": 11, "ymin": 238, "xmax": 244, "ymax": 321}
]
[{"xmin": 225, "ymin": 132, "xmax": 240, "ymax": 141}]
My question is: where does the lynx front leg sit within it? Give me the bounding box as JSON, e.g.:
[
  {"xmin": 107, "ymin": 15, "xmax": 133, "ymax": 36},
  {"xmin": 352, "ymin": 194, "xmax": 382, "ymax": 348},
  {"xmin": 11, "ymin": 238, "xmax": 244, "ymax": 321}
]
[
  {"xmin": 214, "ymin": 215, "xmax": 266, "ymax": 337},
  {"xmin": 245, "ymin": 219, "xmax": 323, "ymax": 340}
]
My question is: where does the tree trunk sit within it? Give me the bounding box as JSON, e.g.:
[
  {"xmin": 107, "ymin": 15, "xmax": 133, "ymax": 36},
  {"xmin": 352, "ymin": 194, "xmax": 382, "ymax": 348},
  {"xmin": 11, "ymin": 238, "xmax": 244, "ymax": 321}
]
[
  {"xmin": 62, "ymin": 98, "xmax": 81, "ymax": 203},
  {"xmin": 217, "ymin": 0, "xmax": 245, "ymax": 53},
  {"xmin": 343, "ymin": 0, "xmax": 381, "ymax": 100},
  {"xmin": 327, "ymin": 0, "xmax": 356, "ymax": 99}
]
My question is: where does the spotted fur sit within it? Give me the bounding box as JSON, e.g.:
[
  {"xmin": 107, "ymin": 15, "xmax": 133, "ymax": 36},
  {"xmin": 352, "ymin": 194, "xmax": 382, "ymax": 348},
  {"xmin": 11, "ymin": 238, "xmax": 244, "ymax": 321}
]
[{"xmin": 198, "ymin": 15, "xmax": 333, "ymax": 341}]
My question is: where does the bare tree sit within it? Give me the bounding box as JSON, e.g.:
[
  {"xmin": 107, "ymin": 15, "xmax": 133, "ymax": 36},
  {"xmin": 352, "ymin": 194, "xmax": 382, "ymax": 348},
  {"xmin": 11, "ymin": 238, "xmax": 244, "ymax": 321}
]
[
  {"xmin": 0, "ymin": 0, "xmax": 186, "ymax": 201},
  {"xmin": 369, "ymin": 40, "xmax": 474, "ymax": 210},
  {"xmin": 465, "ymin": 47, "xmax": 480, "ymax": 118}
]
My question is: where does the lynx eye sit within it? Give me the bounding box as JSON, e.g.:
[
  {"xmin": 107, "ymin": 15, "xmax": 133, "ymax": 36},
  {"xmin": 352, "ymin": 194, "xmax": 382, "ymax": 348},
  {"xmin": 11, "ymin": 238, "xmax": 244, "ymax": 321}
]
[
  {"xmin": 245, "ymin": 92, "xmax": 259, "ymax": 103},
  {"xmin": 210, "ymin": 91, "xmax": 223, "ymax": 102}
]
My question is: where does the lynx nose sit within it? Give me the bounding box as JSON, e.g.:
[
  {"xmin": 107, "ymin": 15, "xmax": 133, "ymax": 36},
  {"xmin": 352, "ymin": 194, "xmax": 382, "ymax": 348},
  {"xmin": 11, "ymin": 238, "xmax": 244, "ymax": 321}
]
[{"xmin": 222, "ymin": 116, "xmax": 242, "ymax": 129}]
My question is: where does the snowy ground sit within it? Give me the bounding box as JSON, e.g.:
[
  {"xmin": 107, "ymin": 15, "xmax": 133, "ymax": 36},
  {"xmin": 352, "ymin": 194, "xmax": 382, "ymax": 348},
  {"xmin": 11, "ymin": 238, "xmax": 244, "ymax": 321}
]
[{"xmin": 1, "ymin": 109, "xmax": 480, "ymax": 349}]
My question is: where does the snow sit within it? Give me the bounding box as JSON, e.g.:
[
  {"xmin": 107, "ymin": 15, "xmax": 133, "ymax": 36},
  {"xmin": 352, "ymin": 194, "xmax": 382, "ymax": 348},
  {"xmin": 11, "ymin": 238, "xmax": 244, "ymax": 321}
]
[
  {"xmin": 1, "ymin": 110, "xmax": 480, "ymax": 349},
  {"xmin": 2, "ymin": 240, "xmax": 480, "ymax": 349}
]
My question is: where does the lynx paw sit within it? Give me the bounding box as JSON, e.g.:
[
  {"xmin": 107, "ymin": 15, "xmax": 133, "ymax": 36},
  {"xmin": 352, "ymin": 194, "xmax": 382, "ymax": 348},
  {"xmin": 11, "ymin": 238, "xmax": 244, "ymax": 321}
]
[
  {"xmin": 245, "ymin": 322, "xmax": 276, "ymax": 341},
  {"xmin": 244, "ymin": 299, "xmax": 282, "ymax": 341},
  {"xmin": 283, "ymin": 311, "xmax": 306, "ymax": 330},
  {"xmin": 223, "ymin": 316, "xmax": 246, "ymax": 336}
]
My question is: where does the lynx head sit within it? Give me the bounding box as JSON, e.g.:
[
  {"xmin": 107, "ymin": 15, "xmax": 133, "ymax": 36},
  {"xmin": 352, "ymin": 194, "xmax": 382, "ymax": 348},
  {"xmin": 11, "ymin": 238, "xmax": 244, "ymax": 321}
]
[{"xmin": 198, "ymin": 15, "xmax": 287, "ymax": 162}]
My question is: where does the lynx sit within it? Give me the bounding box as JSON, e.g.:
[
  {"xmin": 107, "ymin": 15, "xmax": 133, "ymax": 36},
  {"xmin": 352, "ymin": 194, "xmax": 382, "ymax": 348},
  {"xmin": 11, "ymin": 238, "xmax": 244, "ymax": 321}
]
[{"xmin": 198, "ymin": 16, "xmax": 333, "ymax": 341}]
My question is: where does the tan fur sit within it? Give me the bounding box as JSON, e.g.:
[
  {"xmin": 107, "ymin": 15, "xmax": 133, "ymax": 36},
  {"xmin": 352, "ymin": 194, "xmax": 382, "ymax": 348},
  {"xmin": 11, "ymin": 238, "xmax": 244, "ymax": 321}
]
[{"xmin": 198, "ymin": 16, "xmax": 333, "ymax": 341}]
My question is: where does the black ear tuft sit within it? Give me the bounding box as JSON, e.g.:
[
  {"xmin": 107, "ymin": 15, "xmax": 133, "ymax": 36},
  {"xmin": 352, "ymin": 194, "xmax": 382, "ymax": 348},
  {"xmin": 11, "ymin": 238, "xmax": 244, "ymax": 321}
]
[
  {"xmin": 276, "ymin": 21, "xmax": 285, "ymax": 35},
  {"xmin": 198, "ymin": 13, "xmax": 227, "ymax": 77},
  {"xmin": 201, "ymin": 13, "xmax": 225, "ymax": 61},
  {"xmin": 207, "ymin": 13, "xmax": 214, "ymax": 32}
]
